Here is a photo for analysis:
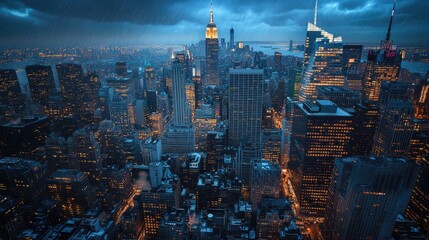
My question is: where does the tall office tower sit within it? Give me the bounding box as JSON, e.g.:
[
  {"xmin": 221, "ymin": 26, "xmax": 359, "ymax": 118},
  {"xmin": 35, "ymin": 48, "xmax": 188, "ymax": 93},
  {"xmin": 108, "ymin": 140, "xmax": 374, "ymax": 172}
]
[
  {"xmin": 134, "ymin": 99, "xmax": 147, "ymax": 128},
  {"xmin": 262, "ymin": 130, "xmax": 282, "ymax": 164},
  {"xmin": 220, "ymin": 38, "xmax": 226, "ymax": 51},
  {"xmin": 229, "ymin": 27, "xmax": 235, "ymax": 50},
  {"xmin": 406, "ymin": 119, "xmax": 429, "ymax": 234},
  {"xmin": 250, "ymin": 160, "xmax": 281, "ymax": 209},
  {"xmin": 0, "ymin": 195, "xmax": 25, "ymax": 239},
  {"xmin": 158, "ymin": 91, "xmax": 170, "ymax": 117},
  {"xmin": 316, "ymin": 86, "xmax": 360, "ymax": 108},
  {"xmin": 140, "ymin": 176, "xmax": 180, "ymax": 239},
  {"xmin": 106, "ymin": 77, "xmax": 136, "ymax": 101},
  {"xmin": 406, "ymin": 79, "xmax": 429, "ymax": 233},
  {"xmin": 363, "ymin": 1, "xmax": 401, "ymax": 102},
  {"xmin": 205, "ymin": 2, "xmax": 220, "ymax": 86},
  {"xmin": 47, "ymin": 169, "xmax": 96, "ymax": 218},
  {"xmin": 236, "ymin": 141, "xmax": 258, "ymax": 193},
  {"xmin": 0, "ymin": 116, "xmax": 50, "ymax": 158},
  {"xmin": 0, "ymin": 69, "xmax": 25, "ymax": 112},
  {"xmin": 287, "ymin": 67, "xmax": 302, "ymax": 101},
  {"xmin": 82, "ymin": 73, "xmax": 101, "ymax": 113},
  {"xmin": 185, "ymin": 82, "xmax": 196, "ymax": 118},
  {"xmin": 115, "ymin": 61, "xmax": 127, "ymax": 78},
  {"xmin": 98, "ymin": 120, "xmax": 124, "ymax": 167},
  {"xmin": 272, "ymin": 78, "xmax": 285, "ymax": 112},
  {"xmin": 67, "ymin": 128, "xmax": 102, "ymax": 183},
  {"xmin": 290, "ymin": 100, "xmax": 353, "ymax": 217},
  {"xmin": 45, "ymin": 133, "xmax": 70, "ymax": 173},
  {"xmin": 373, "ymin": 82, "xmax": 414, "ymax": 157},
  {"xmin": 289, "ymin": 40, "xmax": 293, "ymax": 51},
  {"xmin": 145, "ymin": 65, "xmax": 155, "ymax": 91},
  {"xmin": 0, "ymin": 157, "xmax": 47, "ymax": 206},
  {"xmin": 274, "ymin": 52, "xmax": 282, "ymax": 73},
  {"xmin": 25, "ymin": 65, "xmax": 56, "ymax": 106},
  {"xmin": 342, "ymin": 45, "xmax": 362, "ymax": 74},
  {"xmin": 159, "ymin": 208, "xmax": 187, "ymax": 240},
  {"xmin": 141, "ymin": 137, "xmax": 162, "ymax": 165},
  {"xmin": 161, "ymin": 59, "xmax": 195, "ymax": 154},
  {"xmin": 205, "ymin": 131, "xmax": 225, "ymax": 172},
  {"xmin": 228, "ymin": 68, "xmax": 264, "ymax": 149},
  {"xmin": 44, "ymin": 92, "xmax": 68, "ymax": 119},
  {"xmin": 413, "ymin": 79, "xmax": 428, "ymax": 119},
  {"xmin": 299, "ymin": 35, "xmax": 344, "ymax": 102},
  {"xmin": 324, "ymin": 156, "xmax": 419, "ymax": 240},
  {"xmin": 109, "ymin": 94, "xmax": 133, "ymax": 134},
  {"xmin": 146, "ymin": 90, "xmax": 158, "ymax": 113},
  {"xmin": 98, "ymin": 86, "xmax": 114, "ymax": 120},
  {"xmin": 56, "ymin": 63, "xmax": 85, "ymax": 115},
  {"xmin": 171, "ymin": 60, "xmax": 191, "ymax": 126},
  {"xmin": 352, "ymin": 101, "xmax": 379, "ymax": 156}
]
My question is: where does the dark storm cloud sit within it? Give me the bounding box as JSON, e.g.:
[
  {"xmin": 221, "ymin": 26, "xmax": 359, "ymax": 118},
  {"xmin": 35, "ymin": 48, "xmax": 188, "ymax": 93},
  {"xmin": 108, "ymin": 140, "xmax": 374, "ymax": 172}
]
[{"xmin": 0, "ymin": 0, "xmax": 428, "ymax": 48}]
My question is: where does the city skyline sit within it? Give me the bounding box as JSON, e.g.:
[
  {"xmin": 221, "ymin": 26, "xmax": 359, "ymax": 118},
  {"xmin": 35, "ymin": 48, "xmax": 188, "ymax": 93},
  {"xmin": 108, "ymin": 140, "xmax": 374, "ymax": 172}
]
[
  {"xmin": 1, "ymin": 0, "xmax": 429, "ymax": 48},
  {"xmin": 0, "ymin": 0, "xmax": 428, "ymax": 239}
]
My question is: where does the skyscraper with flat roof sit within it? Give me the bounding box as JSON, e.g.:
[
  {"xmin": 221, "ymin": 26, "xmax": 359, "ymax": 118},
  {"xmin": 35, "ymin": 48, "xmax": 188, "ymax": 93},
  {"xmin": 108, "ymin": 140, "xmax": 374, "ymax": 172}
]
[
  {"xmin": 228, "ymin": 68, "xmax": 264, "ymax": 149},
  {"xmin": 0, "ymin": 69, "xmax": 25, "ymax": 113},
  {"xmin": 25, "ymin": 65, "xmax": 56, "ymax": 106},
  {"xmin": 290, "ymin": 100, "xmax": 354, "ymax": 218}
]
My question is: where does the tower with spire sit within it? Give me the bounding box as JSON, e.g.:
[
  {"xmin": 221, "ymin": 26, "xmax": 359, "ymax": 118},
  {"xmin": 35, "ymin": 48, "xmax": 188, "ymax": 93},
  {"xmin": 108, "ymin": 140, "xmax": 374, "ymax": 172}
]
[
  {"xmin": 205, "ymin": 0, "xmax": 220, "ymax": 86},
  {"xmin": 299, "ymin": 0, "xmax": 345, "ymax": 102},
  {"xmin": 363, "ymin": 0, "xmax": 402, "ymax": 102}
]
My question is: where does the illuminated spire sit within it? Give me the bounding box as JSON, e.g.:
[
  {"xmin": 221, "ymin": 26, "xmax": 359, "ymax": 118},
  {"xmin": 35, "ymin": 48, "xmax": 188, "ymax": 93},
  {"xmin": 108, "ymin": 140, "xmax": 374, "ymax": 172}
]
[
  {"xmin": 209, "ymin": 0, "xmax": 214, "ymax": 23},
  {"xmin": 314, "ymin": 0, "xmax": 318, "ymax": 26},
  {"xmin": 386, "ymin": 0, "xmax": 396, "ymax": 41}
]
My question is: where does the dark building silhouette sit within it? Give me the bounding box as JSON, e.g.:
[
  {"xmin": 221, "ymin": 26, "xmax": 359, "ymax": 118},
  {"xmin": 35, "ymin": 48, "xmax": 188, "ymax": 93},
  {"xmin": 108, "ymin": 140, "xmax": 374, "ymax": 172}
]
[{"xmin": 25, "ymin": 65, "xmax": 56, "ymax": 106}]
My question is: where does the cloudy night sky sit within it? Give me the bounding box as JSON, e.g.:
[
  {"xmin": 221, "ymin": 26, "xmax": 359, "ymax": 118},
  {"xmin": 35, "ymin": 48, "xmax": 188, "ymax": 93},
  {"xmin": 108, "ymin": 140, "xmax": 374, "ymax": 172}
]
[{"xmin": 1, "ymin": 0, "xmax": 428, "ymax": 48}]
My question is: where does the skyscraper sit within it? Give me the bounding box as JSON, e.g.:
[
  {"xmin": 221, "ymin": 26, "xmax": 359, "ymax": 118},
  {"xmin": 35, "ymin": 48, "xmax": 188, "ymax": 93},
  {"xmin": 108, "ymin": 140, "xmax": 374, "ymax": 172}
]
[
  {"xmin": 228, "ymin": 68, "xmax": 264, "ymax": 149},
  {"xmin": 342, "ymin": 45, "xmax": 363, "ymax": 74},
  {"xmin": 115, "ymin": 61, "xmax": 127, "ymax": 78},
  {"xmin": 324, "ymin": 156, "xmax": 419, "ymax": 240},
  {"xmin": 363, "ymin": 0, "xmax": 402, "ymax": 102},
  {"xmin": 205, "ymin": 1, "xmax": 220, "ymax": 86},
  {"xmin": 56, "ymin": 63, "xmax": 85, "ymax": 115},
  {"xmin": 161, "ymin": 59, "xmax": 195, "ymax": 154},
  {"xmin": 25, "ymin": 65, "xmax": 56, "ymax": 106},
  {"xmin": 0, "ymin": 69, "xmax": 25, "ymax": 112},
  {"xmin": 229, "ymin": 27, "xmax": 235, "ymax": 50},
  {"xmin": 172, "ymin": 60, "xmax": 191, "ymax": 126},
  {"xmin": 290, "ymin": 100, "xmax": 354, "ymax": 217},
  {"xmin": 352, "ymin": 101, "xmax": 379, "ymax": 156},
  {"xmin": 372, "ymin": 82, "xmax": 414, "ymax": 157},
  {"xmin": 299, "ymin": 33, "xmax": 345, "ymax": 102},
  {"xmin": 274, "ymin": 52, "xmax": 282, "ymax": 73}
]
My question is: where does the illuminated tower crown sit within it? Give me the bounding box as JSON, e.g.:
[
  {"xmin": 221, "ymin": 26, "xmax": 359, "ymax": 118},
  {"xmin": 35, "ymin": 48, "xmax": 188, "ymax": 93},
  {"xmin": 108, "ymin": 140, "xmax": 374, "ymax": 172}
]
[{"xmin": 206, "ymin": 0, "xmax": 218, "ymax": 39}]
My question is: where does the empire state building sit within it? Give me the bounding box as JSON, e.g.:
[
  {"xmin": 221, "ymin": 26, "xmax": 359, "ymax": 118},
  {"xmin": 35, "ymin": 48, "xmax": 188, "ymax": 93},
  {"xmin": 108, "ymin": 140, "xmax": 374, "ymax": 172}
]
[{"xmin": 205, "ymin": 1, "xmax": 220, "ymax": 86}]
